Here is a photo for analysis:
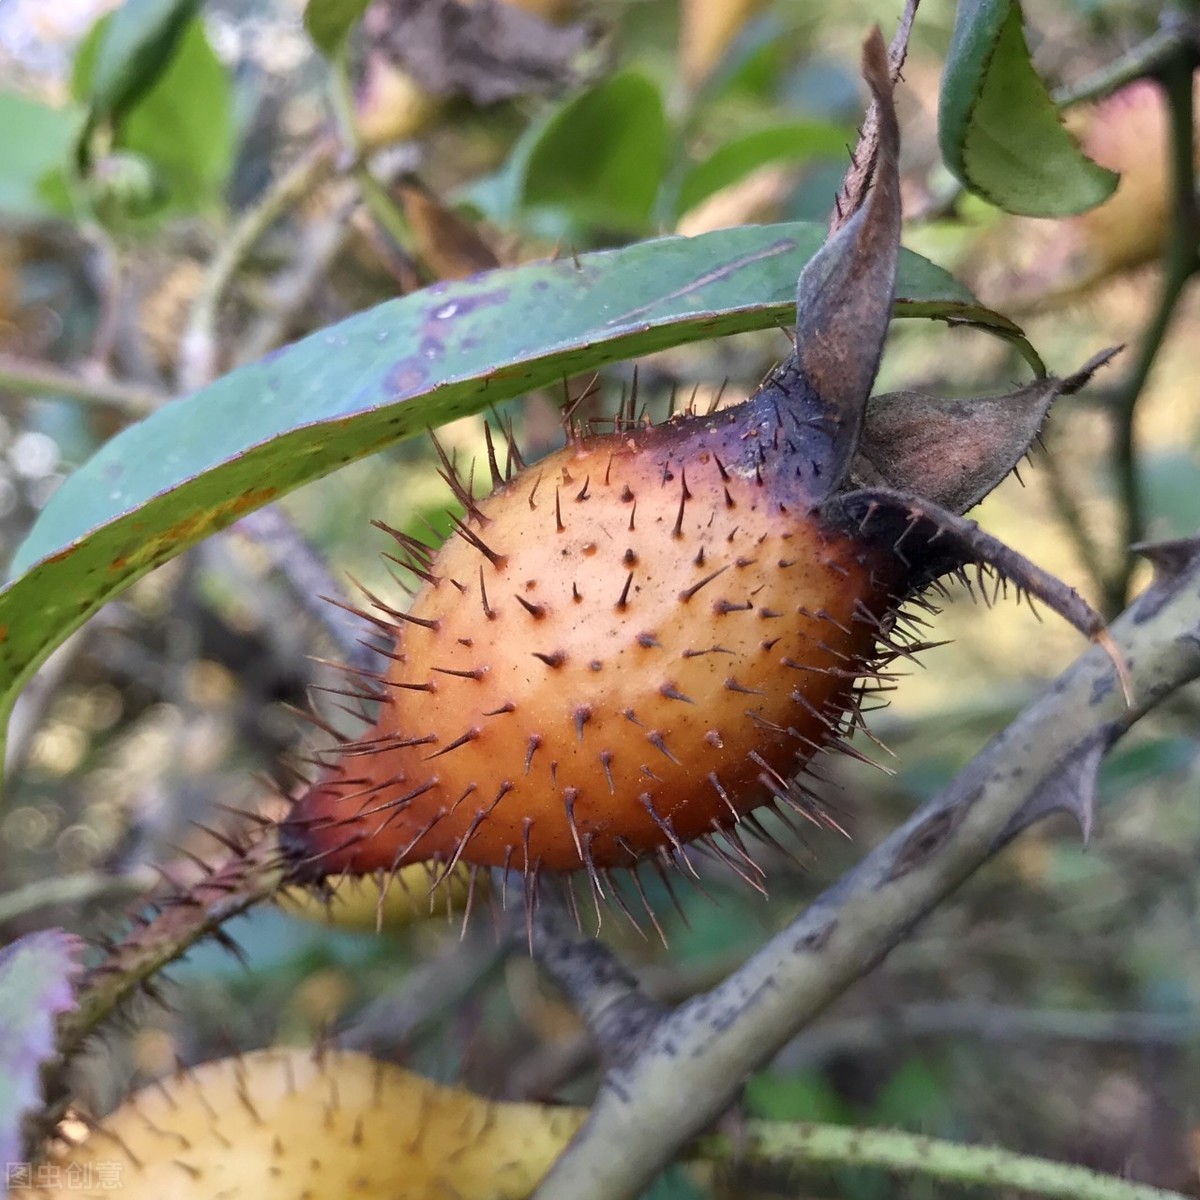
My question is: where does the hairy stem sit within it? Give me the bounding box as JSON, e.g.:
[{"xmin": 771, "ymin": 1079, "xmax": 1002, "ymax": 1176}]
[
  {"xmin": 177, "ymin": 137, "xmax": 339, "ymax": 393},
  {"xmin": 697, "ymin": 1122, "xmax": 1188, "ymax": 1200},
  {"xmin": 55, "ymin": 831, "xmax": 283, "ymax": 1063},
  {"xmin": 0, "ymin": 353, "xmax": 165, "ymax": 417}
]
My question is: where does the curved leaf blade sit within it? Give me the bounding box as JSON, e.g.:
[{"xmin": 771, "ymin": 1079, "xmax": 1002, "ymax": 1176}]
[
  {"xmin": 1, "ymin": 222, "xmax": 1022, "ymax": 767},
  {"xmin": 939, "ymin": 0, "xmax": 1118, "ymax": 216}
]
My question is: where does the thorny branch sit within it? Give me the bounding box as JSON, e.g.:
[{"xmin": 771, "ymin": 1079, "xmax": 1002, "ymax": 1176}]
[
  {"xmin": 1054, "ymin": 14, "xmax": 1199, "ymax": 109},
  {"xmin": 535, "ymin": 537, "xmax": 1200, "ymax": 1200}
]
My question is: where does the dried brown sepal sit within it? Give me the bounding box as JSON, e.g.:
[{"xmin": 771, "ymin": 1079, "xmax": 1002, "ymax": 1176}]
[
  {"xmin": 852, "ymin": 347, "xmax": 1120, "ymax": 514},
  {"xmin": 752, "ymin": 27, "xmax": 901, "ymax": 501}
]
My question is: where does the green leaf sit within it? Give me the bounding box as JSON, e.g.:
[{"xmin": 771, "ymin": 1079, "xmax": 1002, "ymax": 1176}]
[
  {"xmin": 938, "ymin": 0, "xmax": 1118, "ymax": 216},
  {"xmin": 0, "ymin": 930, "xmax": 81, "ymax": 1169},
  {"xmin": 113, "ymin": 17, "xmax": 233, "ymax": 215},
  {"xmin": 303, "ymin": 0, "xmax": 371, "ymax": 56},
  {"xmin": 0, "ymin": 223, "xmax": 1026, "ymax": 774},
  {"xmin": 87, "ymin": 0, "xmax": 200, "ymax": 120},
  {"xmin": 0, "ymin": 94, "xmax": 85, "ymax": 220},
  {"xmin": 701, "ymin": 18, "xmax": 787, "ymax": 102},
  {"xmin": 869, "ymin": 1060, "xmax": 948, "ymax": 1130},
  {"xmin": 523, "ymin": 72, "xmax": 668, "ymax": 233},
  {"xmin": 676, "ymin": 122, "xmax": 850, "ymax": 217}
]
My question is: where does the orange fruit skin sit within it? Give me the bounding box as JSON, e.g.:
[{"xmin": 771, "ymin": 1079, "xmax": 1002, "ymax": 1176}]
[{"xmin": 284, "ymin": 411, "xmax": 900, "ymax": 876}]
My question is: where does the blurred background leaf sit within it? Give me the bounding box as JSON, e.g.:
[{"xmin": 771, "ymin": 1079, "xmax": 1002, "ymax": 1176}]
[
  {"xmin": 84, "ymin": 0, "xmax": 200, "ymax": 124},
  {"xmin": 0, "ymin": 95, "xmax": 84, "ymax": 221},
  {"xmin": 303, "ymin": 0, "xmax": 371, "ymax": 56},
  {"xmin": 74, "ymin": 14, "xmax": 232, "ymax": 221}
]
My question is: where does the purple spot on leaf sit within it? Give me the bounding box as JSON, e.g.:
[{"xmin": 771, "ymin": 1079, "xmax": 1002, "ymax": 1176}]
[{"xmin": 386, "ymin": 359, "xmax": 430, "ymax": 398}]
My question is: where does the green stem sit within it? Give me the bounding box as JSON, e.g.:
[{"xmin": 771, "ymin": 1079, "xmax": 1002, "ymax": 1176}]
[
  {"xmin": 1052, "ymin": 25, "xmax": 1186, "ymax": 109},
  {"xmin": 1104, "ymin": 43, "xmax": 1200, "ymax": 614},
  {"xmin": 696, "ymin": 1122, "xmax": 1188, "ymax": 1200},
  {"xmin": 328, "ymin": 46, "xmax": 414, "ymax": 255},
  {"xmin": 1040, "ymin": 421, "xmax": 1113, "ymax": 613},
  {"xmin": 178, "ymin": 137, "xmax": 339, "ymax": 393},
  {"xmin": 0, "ymin": 867, "xmax": 156, "ymax": 926},
  {"xmin": 0, "ymin": 353, "xmax": 165, "ymax": 416},
  {"xmin": 55, "ymin": 835, "xmax": 283, "ymax": 1062}
]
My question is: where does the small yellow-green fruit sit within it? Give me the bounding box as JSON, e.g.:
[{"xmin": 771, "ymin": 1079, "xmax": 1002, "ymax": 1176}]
[
  {"xmin": 37, "ymin": 1049, "xmax": 585, "ymax": 1200},
  {"xmin": 278, "ymin": 861, "xmax": 482, "ymax": 932}
]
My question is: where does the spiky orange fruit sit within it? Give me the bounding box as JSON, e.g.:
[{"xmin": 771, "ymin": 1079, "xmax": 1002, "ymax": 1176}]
[
  {"xmin": 286, "ymin": 415, "xmax": 901, "ymax": 880},
  {"xmin": 280, "ymin": 30, "xmax": 1114, "ymax": 900},
  {"xmin": 280, "ymin": 30, "xmax": 908, "ymax": 891}
]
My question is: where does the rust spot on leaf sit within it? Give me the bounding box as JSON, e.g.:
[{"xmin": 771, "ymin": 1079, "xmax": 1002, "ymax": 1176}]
[
  {"xmin": 108, "ymin": 488, "xmax": 278, "ymax": 574},
  {"xmin": 385, "ymin": 360, "xmax": 429, "ymax": 398}
]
